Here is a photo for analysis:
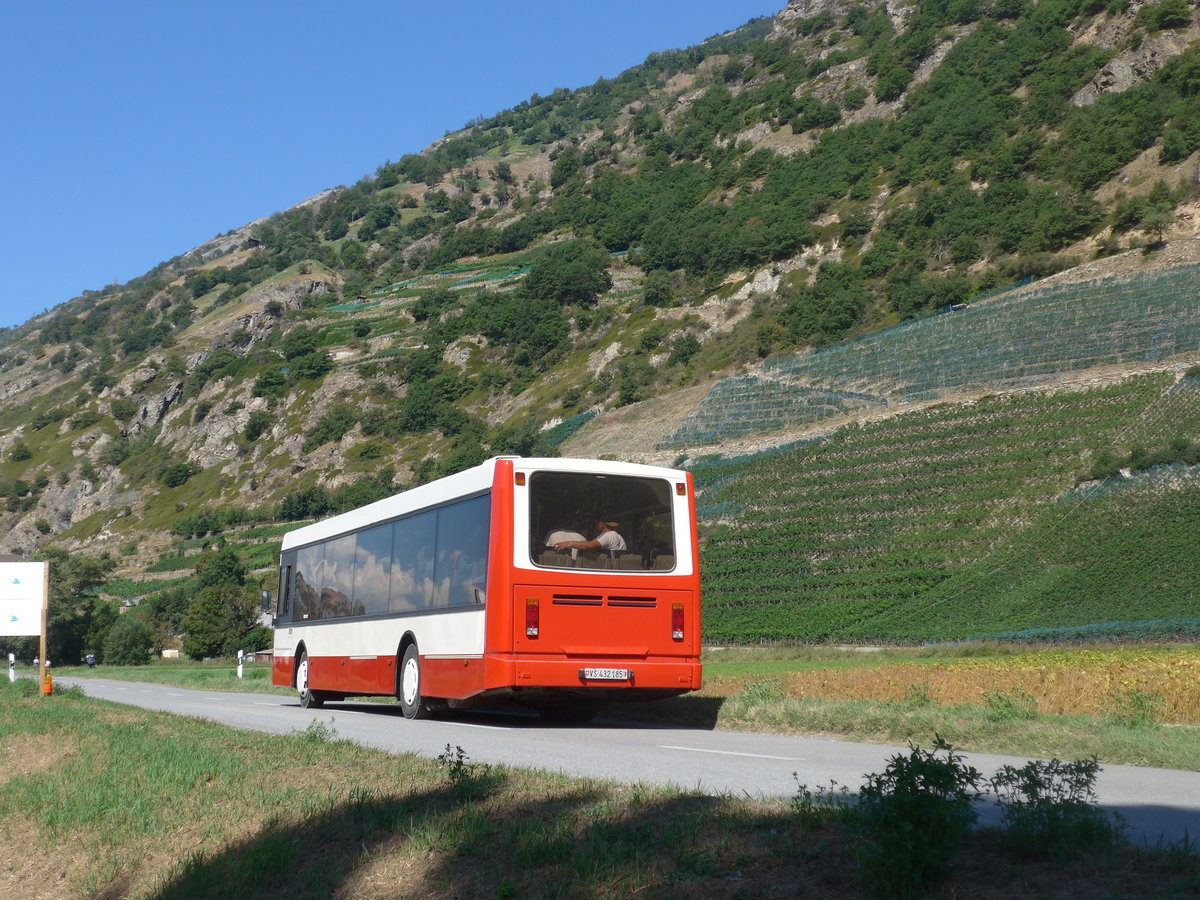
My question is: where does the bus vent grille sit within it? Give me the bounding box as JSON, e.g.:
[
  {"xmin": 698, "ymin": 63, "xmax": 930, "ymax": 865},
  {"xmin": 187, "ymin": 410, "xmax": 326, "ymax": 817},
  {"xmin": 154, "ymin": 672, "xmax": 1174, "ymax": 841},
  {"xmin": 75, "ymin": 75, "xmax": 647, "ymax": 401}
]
[
  {"xmin": 607, "ymin": 596, "xmax": 656, "ymax": 608},
  {"xmin": 552, "ymin": 595, "xmax": 603, "ymax": 606}
]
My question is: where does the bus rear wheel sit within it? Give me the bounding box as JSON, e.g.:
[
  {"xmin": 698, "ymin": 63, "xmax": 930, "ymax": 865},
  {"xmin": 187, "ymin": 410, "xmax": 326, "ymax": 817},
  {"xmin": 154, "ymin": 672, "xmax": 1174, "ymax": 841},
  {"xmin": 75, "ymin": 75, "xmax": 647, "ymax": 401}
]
[
  {"xmin": 297, "ymin": 650, "xmax": 325, "ymax": 709},
  {"xmin": 398, "ymin": 644, "xmax": 432, "ymax": 719}
]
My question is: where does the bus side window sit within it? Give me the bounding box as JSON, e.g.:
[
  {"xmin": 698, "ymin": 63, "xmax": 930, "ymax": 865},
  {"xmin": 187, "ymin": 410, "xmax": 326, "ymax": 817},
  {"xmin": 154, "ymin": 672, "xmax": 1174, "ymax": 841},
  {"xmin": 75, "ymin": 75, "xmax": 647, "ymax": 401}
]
[
  {"xmin": 354, "ymin": 523, "xmax": 393, "ymax": 616},
  {"xmin": 295, "ymin": 544, "xmax": 323, "ymax": 621},
  {"xmin": 435, "ymin": 495, "xmax": 490, "ymax": 608},
  {"xmin": 391, "ymin": 511, "xmax": 434, "ymax": 612},
  {"xmin": 321, "ymin": 534, "xmax": 357, "ymax": 619},
  {"xmin": 278, "ymin": 565, "xmax": 292, "ymax": 619}
]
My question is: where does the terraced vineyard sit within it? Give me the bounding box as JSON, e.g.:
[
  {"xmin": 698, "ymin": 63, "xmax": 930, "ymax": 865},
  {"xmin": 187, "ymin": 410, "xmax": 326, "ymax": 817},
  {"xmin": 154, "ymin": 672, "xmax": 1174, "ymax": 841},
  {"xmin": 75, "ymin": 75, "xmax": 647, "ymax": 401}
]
[
  {"xmin": 698, "ymin": 372, "xmax": 1200, "ymax": 643},
  {"xmin": 371, "ymin": 257, "xmax": 531, "ymax": 297},
  {"xmin": 663, "ymin": 261, "xmax": 1200, "ymax": 448}
]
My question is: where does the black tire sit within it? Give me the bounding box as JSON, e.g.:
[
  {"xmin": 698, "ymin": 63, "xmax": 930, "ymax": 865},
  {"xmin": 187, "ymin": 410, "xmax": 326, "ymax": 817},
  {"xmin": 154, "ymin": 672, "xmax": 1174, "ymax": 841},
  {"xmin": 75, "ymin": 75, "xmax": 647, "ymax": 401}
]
[
  {"xmin": 398, "ymin": 644, "xmax": 431, "ymax": 719},
  {"xmin": 296, "ymin": 650, "xmax": 325, "ymax": 709}
]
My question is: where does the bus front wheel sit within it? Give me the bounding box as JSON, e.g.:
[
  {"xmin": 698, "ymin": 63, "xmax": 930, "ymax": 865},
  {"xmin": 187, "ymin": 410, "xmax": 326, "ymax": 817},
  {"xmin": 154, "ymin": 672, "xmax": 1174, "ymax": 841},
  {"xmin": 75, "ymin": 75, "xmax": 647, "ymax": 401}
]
[
  {"xmin": 399, "ymin": 644, "xmax": 431, "ymax": 719},
  {"xmin": 297, "ymin": 650, "xmax": 325, "ymax": 709}
]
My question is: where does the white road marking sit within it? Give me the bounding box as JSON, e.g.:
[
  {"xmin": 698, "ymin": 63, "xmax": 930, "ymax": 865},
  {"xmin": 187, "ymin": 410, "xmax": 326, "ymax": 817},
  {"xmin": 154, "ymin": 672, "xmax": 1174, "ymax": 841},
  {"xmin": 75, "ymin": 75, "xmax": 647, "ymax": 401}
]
[{"xmin": 659, "ymin": 745, "xmax": 803, "ymax": 761}]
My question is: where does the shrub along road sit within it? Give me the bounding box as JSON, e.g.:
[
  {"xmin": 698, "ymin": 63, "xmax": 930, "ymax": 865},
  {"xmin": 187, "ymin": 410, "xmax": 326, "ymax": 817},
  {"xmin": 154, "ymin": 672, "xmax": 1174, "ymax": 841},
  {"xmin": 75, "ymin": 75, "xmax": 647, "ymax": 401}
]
[{"xmin": 58, "ymin": 676, "xmax": 1200, "ymax": 846}]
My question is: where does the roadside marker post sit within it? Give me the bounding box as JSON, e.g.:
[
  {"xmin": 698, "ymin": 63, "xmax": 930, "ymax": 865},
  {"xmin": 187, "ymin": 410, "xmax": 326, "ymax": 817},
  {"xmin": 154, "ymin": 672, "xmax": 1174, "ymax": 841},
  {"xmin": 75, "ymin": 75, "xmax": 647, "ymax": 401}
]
[{"xmin": 39, "ymin": 564, "xmax": 49, "ymax": 696}]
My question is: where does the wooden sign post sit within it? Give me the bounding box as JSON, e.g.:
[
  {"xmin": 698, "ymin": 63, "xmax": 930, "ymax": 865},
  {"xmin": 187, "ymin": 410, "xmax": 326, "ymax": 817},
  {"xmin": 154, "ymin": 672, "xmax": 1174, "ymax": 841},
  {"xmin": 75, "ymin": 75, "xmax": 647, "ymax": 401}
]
[{"xmin": 0, "ymin": 559, "xmax": 50, "ymax": 693}]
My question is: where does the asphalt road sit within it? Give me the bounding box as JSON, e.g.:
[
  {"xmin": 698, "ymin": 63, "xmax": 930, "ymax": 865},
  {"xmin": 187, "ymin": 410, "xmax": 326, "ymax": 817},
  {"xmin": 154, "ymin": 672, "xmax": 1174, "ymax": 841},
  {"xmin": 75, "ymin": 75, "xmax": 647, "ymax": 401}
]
[{"xmin": 58, "ymin": 676, "xmax": 1200, "ymax": 846}]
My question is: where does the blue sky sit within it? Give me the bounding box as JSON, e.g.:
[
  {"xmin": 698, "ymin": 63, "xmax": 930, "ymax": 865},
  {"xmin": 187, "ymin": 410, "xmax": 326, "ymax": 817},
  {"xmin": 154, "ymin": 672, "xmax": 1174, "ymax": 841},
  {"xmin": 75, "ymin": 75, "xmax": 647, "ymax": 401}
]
[{"xmin": 1, "ymin": 1, "xmax": 779, "ymax": 331}]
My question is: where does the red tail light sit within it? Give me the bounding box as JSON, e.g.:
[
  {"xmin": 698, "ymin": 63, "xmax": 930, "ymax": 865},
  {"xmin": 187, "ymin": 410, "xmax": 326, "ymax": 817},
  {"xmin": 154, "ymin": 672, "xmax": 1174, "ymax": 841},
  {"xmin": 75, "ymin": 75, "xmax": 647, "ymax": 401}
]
[
  {"xmin": 526, "ymin": 598, "xmax": 540, "ymax": 638},
  {"xmin": 671, "ymin": 602, "xmax": 684, "ymax": 641}
]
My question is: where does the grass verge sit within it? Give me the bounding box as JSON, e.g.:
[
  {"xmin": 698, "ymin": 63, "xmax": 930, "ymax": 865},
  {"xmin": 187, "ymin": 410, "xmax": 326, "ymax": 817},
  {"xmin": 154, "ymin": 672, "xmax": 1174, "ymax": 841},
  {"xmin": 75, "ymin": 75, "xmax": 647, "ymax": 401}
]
[
  {"xmin": 52, "ymin": 659, "xmax": 291, "ymax": 695},
  {"xmin": 2, "ymin": 679, "xmax": 1198, "ymax": 899}
]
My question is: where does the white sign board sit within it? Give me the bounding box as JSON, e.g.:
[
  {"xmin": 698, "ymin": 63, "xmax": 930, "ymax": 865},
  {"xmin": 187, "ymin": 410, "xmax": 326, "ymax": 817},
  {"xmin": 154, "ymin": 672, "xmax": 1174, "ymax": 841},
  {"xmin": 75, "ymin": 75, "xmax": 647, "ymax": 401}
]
[{"xmin": 0, "ymin": 562, "xmax": 47, "ymax": 637}]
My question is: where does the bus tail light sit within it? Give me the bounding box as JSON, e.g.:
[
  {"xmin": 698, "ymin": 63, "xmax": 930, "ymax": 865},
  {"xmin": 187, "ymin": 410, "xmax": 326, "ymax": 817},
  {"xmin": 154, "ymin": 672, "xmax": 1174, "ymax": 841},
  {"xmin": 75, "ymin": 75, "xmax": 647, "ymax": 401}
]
[
  {"xmin": 671, "ymin": 602, "xmax": 684, "ymax": 641},
  {"xmin": 526, "ymin": 598, "xmax": 540, "ymax": 638}
]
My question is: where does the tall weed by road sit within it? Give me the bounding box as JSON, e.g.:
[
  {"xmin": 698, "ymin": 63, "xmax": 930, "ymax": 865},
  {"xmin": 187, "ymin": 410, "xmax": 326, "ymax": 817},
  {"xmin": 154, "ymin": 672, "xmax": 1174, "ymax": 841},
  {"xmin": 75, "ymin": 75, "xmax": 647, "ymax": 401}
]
[
  {"xmin": 989, "ymin": 757, "xmax": 1127, "ymax": 860},
  {"xmin": 796, "ymin": 740, "xmax": 1134, "ymax": 898},
  {"xmin": 851, "ymin": 737, "xmax": 982, "ymax": 898}
]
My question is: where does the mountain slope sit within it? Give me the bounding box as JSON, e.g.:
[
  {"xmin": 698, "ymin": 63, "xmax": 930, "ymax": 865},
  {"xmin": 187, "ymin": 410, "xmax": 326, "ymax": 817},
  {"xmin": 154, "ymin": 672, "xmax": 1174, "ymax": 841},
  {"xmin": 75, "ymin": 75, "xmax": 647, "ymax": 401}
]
[{"xmin": 4, "ymin": 0, "xmax": 1200, "ymax": 648}]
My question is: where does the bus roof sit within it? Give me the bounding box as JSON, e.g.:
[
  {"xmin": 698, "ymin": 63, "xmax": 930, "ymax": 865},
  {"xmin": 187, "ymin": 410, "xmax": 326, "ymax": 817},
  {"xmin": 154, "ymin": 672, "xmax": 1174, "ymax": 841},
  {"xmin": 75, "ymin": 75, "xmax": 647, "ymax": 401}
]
[{"xmin": 279, "ymin": 456, "xmax": 687, "ymax": 552}]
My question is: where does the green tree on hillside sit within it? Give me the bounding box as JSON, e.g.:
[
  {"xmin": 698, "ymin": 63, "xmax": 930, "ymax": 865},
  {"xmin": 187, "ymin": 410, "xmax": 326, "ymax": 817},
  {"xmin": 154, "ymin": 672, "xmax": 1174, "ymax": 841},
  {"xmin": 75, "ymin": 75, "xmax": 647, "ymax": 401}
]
[
  {"xmin": 253, "ymin": 370, "xmax": 287, "ymax": 399},
  {"xmin": 182, "ymin": 583, "xmax": 260, "ymax": 659},
  {"xmin": 524, "ymin": 240, "xmax": 612, "ymax": 304},
  {"xmin": 182, "ymin": 548, "xmax": 263, "ymax": 658},
  {"xmin": 1140, "ymin": 0, "xmax": 1192, "ymax": 31},
  {"xmin": 244, "ymin": 410, "xmax": 272, "ymax": 441},
  {"xmin": 782, "ymin": 263, "xmax": 871, "ymax": 345},
  {"xmin": 550, "ymin": 146, "xmax": 584, "ymax": 189},
  {"xmin": 492, "ymin": 160, "xmax": 514, "ymax": 184},
  {"xmin": 303, "ymin": 407, "xmax": 358, "ymax": 451},
  {"xmin": 196, "ymin": 546, "xmax": 247, "ymax": 588},
  {"xmin": 643, "ymin": 269, "xmax": 674, "ymax": 307},
  {"xmin": 104, "ymin": 612, "xmax": 154, "ymax": 665},
  {"xmin": 30, "ymin": 548, "xmax": 118, "ymax": 665},
  {"xmin": 288, "ymin": 351, "xmax": 333, "ymax": 382},
  {"xmin": 160, "ymin": 462, "xmax": 196, "ymax": 488},
  {"xmin": 1141, "ymin": 199, "xmax": 1175, "ymax": 245},
  {"xmin": 142, "ymin": 584, "xmax": 191, "ymax": 650}
]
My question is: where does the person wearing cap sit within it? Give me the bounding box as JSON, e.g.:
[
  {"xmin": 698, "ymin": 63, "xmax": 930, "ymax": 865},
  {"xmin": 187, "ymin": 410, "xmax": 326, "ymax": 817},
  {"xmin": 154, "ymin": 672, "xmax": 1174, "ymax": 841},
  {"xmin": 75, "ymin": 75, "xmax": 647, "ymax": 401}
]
[{"xmin": 554, "ymin": 519, "xmax": 626, "ymax": 553}]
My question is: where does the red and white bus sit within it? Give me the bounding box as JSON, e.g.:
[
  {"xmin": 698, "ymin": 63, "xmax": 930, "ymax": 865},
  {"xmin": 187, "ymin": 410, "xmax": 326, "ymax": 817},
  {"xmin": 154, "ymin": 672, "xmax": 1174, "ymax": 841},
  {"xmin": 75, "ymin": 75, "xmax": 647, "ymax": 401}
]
[{"xmin": 267, "ymin": 456, "xmax": 702, "ymax": 720}]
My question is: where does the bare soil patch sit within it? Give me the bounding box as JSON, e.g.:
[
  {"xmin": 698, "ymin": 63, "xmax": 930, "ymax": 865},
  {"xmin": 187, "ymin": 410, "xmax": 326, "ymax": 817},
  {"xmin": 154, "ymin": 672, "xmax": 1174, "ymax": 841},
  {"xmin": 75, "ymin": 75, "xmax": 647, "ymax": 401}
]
[{"xmin": 0, "ymin": 732, "xmax": 78, "ymax": 785}]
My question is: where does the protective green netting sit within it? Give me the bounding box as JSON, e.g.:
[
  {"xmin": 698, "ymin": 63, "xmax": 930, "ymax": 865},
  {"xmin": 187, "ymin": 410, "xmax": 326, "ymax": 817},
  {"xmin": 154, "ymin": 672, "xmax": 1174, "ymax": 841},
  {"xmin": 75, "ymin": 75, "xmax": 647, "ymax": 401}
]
[{"xmin": 660, "ymin": 262, "xmax": 1200, "ymax": 448}]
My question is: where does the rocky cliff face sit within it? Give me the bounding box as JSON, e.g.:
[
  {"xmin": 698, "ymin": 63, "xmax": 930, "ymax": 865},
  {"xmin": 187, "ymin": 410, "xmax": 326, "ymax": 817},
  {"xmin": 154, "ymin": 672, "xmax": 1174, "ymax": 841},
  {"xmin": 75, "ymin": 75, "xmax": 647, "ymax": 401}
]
[
  {"xmin": 0, "ymin": 270, "xmax": 342, "ymax": 559},
  {"xmin": 775, "ymin": 0, "xmax": 912, "ymax": 34},
  {"xmin": 1072, "ymin": 18, "xmax": 1200, "ymax": 105}
]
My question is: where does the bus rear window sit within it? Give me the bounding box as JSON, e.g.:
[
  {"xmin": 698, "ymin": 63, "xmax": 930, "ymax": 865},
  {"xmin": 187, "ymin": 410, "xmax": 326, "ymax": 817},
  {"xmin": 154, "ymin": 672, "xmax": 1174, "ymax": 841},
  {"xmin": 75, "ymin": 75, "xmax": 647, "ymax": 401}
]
[{"xmin": 528, "ymin": 472, "xmax": 676, "ymax": 571}]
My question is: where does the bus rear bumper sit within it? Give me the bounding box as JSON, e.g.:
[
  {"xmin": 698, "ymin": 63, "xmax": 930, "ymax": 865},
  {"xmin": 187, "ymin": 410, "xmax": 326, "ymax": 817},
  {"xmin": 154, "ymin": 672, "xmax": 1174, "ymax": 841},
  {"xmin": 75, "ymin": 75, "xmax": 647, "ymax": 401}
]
[{"xmin": 487, "ymin": 654, "xmax": 701, "ymax": 693}]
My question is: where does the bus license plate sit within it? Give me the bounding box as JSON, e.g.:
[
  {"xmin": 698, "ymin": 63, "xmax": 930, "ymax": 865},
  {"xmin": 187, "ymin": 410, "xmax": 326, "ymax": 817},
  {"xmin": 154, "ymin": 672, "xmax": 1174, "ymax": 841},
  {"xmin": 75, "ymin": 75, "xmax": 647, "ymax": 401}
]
[{"xmin": 581, "ymin": 667, "xmax": 630, "ymax": 681}]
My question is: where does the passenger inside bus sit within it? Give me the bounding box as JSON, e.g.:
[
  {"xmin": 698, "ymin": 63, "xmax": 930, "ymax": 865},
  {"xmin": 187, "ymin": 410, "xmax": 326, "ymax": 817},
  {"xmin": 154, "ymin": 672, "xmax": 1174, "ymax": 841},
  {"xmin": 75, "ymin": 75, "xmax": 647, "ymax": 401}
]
[
  {"xmin": 541, "ymin": 527, "xmax": 585, "ymax": 565},
  {"xmin": 542, "ymin": 527, "xmax": 585, "ymax": 547},
  {"xmin": 529, "ymin": 471, "xmax": 675, "ymax": 570},
  {"xmin": 553, "ymin": 519, "xmax": 626, "ymax": 554}
]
